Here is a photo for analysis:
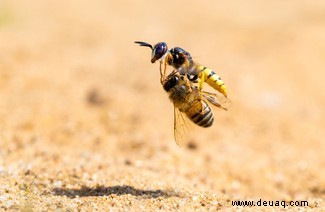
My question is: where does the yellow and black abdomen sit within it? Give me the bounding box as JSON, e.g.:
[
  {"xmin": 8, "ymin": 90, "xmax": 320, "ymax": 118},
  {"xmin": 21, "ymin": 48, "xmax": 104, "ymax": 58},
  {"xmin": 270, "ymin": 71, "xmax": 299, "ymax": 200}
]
[
  {"xmin": 184, "ymin": 99, "xmax": 214, "ymax": 127},
  {"xmin": 197, "ymin": 65, "xmax": 227, "ymax": 97}
]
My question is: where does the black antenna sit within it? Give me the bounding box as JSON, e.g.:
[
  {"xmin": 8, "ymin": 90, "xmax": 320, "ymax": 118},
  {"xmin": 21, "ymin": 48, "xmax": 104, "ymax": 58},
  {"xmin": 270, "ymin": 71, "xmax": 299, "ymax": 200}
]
[{"xmin": 134, "ymin": 41, "xmax": 153, "ymax": 49}]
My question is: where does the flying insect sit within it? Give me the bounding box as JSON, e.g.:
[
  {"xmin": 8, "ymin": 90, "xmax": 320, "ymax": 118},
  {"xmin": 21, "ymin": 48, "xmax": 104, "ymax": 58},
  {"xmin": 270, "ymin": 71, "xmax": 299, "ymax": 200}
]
[
  {"xmin": 134, "ymin": 41, "xmax": 191, "ymax": 84},
  {"xmin": 135, "ymin": 41, "xmax": 229, "ymax": 99},
  {"xmin": 163, "ymin": 71, "xmax": 228, "ymax": 145}
]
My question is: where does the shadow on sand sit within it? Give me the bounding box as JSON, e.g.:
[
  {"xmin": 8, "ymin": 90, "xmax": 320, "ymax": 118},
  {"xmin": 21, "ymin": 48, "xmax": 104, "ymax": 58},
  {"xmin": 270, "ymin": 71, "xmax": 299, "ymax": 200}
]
[{"xmin": 53, "ymin": 185, "xmax": 180, "ymax": 199}]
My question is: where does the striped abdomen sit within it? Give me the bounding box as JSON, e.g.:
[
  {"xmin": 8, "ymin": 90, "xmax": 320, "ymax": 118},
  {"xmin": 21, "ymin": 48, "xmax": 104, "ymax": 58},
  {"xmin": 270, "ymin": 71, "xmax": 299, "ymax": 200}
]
[
  {"xmin": 197, "ymin": 65, "xmax": 227, "ymax": 97},
  {"xmin": 184, "ymin": 99, "xmax": 214, "ymax": 127}
]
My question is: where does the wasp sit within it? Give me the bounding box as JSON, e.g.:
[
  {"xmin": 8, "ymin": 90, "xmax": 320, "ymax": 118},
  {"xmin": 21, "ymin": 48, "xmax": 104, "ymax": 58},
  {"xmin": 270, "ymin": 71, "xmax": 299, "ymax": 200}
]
[
  {"xmin": 163, "ymin": 71, "xmax": 228, "ymax": 145},
  {"xmin": 135, "ymin": 41, "xmax": 229, "ymax": 99},
  {"xmin": 134, "ymin": 41, "xmax": 188, "ymax": 84}
]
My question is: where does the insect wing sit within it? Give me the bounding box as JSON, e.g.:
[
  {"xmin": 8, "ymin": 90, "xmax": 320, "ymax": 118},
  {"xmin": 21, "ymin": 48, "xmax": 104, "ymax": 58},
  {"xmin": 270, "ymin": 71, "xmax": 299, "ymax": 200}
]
[
  {"xmin": 173, "ymin": 105, "xmax": 191, "ymax": 146},
  {"xmin": 202, "ymin": 91, "xmax": 231, "ymax": 111}
]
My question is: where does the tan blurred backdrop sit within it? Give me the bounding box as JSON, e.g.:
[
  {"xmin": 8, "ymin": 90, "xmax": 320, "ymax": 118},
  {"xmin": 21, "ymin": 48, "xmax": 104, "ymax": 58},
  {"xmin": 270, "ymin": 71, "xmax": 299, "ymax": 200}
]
[{"xmin": 0, "ymin": 0, "xmax": 325, "ymax": 210}]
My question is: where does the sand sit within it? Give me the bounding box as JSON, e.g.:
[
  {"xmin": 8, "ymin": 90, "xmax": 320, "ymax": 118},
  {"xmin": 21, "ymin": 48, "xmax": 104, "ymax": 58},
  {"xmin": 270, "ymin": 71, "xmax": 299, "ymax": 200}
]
[{"xmin": 1, "ymin": 0, "xmax": 325, "ymax": 210}]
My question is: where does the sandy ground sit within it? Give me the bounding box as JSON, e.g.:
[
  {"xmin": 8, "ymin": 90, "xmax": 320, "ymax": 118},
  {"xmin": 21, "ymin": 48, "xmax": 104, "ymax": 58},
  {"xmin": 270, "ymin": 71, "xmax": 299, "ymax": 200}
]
[{"xmin": 1, "ymin": 0, "xmax": 325, "ymax": 210}]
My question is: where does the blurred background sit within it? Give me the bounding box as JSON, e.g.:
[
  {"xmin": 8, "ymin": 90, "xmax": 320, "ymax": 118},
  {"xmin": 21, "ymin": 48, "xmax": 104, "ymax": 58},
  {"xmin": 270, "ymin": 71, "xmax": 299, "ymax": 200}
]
[{"xmin": 0, "ymin": 0, "xmax": 324, "ymax": 210}]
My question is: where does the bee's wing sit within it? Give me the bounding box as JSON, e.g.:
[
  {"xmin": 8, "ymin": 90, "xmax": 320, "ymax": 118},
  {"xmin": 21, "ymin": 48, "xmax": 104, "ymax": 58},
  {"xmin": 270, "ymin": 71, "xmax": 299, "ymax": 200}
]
[
  {"xmin": 173, "ymin": 105, "xmax": 191, "ymax": 146},
  {"xmin": 202, "ymin": 91, "xmax": 232, "ymax": 111}
]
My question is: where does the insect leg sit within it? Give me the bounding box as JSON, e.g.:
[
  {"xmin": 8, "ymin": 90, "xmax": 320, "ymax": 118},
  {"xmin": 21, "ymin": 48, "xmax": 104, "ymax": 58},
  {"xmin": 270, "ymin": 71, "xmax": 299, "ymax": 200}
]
[
  {"xmin": 184, "ymin": 76, "xmax": 193, "ymax": 92},
  {"xmin": 159, "ymin": 61, "xmax": 164, "ymax": 84},
  {"xmin": 163, "ymin": 59, "xmax": 167, "ymax": 82},
  {"xmin": 198, "ymin": 89, "xmax": 206, "ymax": 114},
  {"xmin": 192, "ymin": 84, "xmax": 205, "ymax": 114},
  {"xmin": 198, "ymin": 71, "xmax": 206, "ymax": 92},
  {"xmin": 159, "ymin": 57, "xmax": 170, "ymax": 84}
]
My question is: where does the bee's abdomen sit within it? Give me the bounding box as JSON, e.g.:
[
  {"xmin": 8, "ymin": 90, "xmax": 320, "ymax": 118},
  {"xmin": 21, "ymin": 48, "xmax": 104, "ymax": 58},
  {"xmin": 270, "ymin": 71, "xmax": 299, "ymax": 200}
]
[{"xmin": 185, "ymin": 100, "xmax": 214, "ymax": 127}]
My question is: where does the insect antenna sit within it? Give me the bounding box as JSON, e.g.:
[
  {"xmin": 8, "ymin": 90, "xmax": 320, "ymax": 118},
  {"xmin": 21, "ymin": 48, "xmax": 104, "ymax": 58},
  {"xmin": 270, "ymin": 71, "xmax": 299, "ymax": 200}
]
[{"xmin": 134, "ymin": 41, "xmax": 153, "ymax": 49}]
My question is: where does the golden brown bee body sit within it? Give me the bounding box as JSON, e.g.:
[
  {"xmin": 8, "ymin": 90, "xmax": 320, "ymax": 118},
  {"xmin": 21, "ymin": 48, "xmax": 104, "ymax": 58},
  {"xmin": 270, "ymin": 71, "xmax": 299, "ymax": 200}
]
[
  {"xmin": 162, "ymin": 71, "xmax": 226, "ymax": 145},
  {"xmin": 163, "ymin": 72, "xmax": 214, "ymax": 128}
]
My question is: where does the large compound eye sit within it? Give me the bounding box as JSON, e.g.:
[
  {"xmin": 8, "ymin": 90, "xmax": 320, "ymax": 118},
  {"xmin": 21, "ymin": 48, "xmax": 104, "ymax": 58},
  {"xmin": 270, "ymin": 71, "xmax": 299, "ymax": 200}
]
[
  {"xmin": 163, "ymin": 75, "xmax": 179, "ymax": 92},
  {"xmin": 151, "ymin": 42, "xmax": 168, "ymax": 63},
  {"xmin": 172, "ymin": 75, "xmax": 179, "ymax": 84}
]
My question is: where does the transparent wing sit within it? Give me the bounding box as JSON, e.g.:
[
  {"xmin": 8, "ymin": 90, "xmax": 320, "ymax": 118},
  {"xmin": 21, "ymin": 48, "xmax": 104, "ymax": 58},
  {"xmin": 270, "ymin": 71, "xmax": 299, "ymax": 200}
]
[
  {"xmin": 201, "ymin": 90, "xmax": 232, "ymax": 111},
  {"xmin": 173, "ymin": 105, "xmax": 191, "ymax": 146}
]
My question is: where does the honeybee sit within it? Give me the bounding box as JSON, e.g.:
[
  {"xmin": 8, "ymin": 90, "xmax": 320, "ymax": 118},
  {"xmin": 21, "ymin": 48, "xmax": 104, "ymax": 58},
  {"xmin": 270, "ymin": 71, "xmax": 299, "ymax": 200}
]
[
  {"xmin": 135, "ymin": 41, "xmax": 229, "ymax": 100},
  {"xmin": 163, "ymin": 71, "xmax": 228, "ymax": 145}
]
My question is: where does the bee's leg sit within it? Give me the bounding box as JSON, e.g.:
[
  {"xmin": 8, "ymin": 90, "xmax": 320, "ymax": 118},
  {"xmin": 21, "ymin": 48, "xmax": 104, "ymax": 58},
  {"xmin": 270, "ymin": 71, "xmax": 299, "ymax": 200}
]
[
  {"xmin": 199, "ymin": 91, "xmax": 205, "ymax": 114},
  {"xmin": 186, "ymin": 83, "xmax": 193, "ymax": 92},
  {"xmin": 192, "ymin": 84, "xmax": 205, "ymax": 114},
  {"xmin": 184, "ymin": 74, "xmax": 193, "ymax": 92}
]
